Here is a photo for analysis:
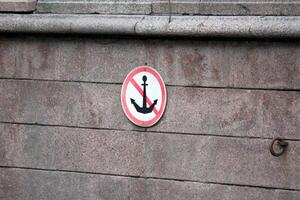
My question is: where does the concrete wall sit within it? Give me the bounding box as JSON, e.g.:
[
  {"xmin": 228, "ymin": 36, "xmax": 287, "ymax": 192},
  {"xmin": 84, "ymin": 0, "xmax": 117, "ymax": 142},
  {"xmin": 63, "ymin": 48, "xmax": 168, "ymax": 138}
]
[{"xmin": 0, "ymin": 35, "xmax": 299, "ymax": 199}]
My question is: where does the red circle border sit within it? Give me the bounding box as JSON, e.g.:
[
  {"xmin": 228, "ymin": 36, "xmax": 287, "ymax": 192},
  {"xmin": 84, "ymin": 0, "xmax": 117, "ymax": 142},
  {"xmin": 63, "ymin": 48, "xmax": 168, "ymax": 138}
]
[{"xmin": 121, "ymin": 66, "xmax": 167, "ymax": 127}]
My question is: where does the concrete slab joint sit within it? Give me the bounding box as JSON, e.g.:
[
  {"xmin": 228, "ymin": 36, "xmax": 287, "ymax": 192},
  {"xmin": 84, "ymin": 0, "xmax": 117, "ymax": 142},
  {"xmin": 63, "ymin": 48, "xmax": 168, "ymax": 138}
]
[{"xmin": 0, "ymin": 0, "xmax": 37, "ymax": 12}]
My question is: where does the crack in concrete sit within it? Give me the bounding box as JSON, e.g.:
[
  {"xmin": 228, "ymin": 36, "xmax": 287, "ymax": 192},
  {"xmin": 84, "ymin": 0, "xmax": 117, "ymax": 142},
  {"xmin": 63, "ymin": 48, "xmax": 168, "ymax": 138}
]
[{"xmin": 133, "ymin": 15, "xmax": 145, "ymax": 34}]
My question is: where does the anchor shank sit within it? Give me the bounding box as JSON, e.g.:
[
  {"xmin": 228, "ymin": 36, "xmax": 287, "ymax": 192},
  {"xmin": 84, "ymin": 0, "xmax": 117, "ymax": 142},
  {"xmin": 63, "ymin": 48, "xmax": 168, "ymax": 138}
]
[{"xmin": 142, "ymin": 82, "xmax": 147, "ymax": 109}]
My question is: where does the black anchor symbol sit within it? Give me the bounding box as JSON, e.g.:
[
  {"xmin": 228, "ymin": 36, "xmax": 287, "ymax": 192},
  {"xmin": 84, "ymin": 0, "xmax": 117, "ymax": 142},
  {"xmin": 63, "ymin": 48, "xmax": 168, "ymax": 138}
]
[{"xmin": 130, "ymin": 75, "xmax": 158, "ymax": 114}]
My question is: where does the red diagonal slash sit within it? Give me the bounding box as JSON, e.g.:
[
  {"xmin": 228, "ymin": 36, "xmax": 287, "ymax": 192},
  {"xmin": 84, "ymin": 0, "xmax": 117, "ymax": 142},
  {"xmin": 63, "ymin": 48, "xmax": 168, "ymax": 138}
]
[{"xmin": 130, "ymin": 79, "xmax": 159, "ymax": 116}]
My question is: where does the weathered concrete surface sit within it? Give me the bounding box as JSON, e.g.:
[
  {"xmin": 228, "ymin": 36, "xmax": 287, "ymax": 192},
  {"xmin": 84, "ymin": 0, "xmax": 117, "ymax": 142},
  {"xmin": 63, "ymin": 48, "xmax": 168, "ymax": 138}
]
[
  {"xmin": 0, "ymin": 124, "xmax": 299, "ymax": 190},
  {"xmin": 0, "ymin": 14, "xmax": 140, "ymax": 34},
  {"xmin": 1, "ymin": 37, "xmax": 299, "ymax": 90},
  {"xmin": 36, "ymin": 0, "xmax": 300, "ymax": 16},
  {"xmin": 0, "ymin": 80, "xmax": 299, "ymax": 139},
  {"xmin": 36, "ymin": 1, "xmax": 151, "ymax": 14},
  {"xmin": 0, "ymin": 0, "xmax": 36, "ymax": 12},
  {"xmin": 136, "ymin": 15, "xmax": 300, "ymax": 38},
  {"xmin": 153, "ymin": 1, "xmax": 300, "ymax": 16},
  {"xmin": 1, "ymin": 168, "xmax": 299, "ymax": 200},
  {"xmin": 1, "ymin": 14, "xmax": 300, "ymax": 38}
]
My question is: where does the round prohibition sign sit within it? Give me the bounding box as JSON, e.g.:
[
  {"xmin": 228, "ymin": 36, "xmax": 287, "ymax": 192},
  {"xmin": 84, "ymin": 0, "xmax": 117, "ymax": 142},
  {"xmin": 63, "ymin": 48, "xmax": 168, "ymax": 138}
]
[{"xmin": 121, "ymin": 66, "xmax": 167, "ymax": 127}]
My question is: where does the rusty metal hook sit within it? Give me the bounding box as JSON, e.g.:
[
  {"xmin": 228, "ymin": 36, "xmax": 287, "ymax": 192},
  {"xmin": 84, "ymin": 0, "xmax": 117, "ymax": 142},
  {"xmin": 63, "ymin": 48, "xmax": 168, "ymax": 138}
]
[{"xmin": 270, "ymin": 137, "xmax": 288, "ymax": 157}]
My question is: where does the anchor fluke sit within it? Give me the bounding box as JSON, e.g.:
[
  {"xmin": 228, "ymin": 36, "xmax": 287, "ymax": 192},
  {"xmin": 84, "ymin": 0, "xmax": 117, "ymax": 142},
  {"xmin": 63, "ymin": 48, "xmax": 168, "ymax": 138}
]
[{"xmin": 130, "ymin": 98, "xmax": 144, "ymax": 113}]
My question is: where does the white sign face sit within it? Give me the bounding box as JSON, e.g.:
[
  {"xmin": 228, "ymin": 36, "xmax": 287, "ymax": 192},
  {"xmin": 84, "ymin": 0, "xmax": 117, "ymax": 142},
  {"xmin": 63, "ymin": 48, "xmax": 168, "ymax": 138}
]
[{"xmin": 121, "ymin": 66, "xmax": 167, "ymax": 127}]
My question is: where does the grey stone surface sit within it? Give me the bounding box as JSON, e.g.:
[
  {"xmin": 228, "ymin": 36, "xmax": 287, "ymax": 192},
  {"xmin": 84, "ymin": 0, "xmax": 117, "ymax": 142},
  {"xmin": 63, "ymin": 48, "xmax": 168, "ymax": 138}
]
[
  {"xmin": 35, "ymin": 0, "xmax": 300, "ymax": 16},
  {"xmin": 136, "ymin": 15, "xmax": 300, "ymax": 38},
  {"xmin": 1, "ymin": 168, "xmax": 299, "ymax": 200},
  {"xmin": 1, "ymin": 14, "xmax": 300, "ymax": 38},
  {"xmin": 0, "ymin": 80, "xmax": 299, "ymax": 139},
  {"xmin": 0, "ymin": 14, "xmax": 140, "ymax": 34},
  {"xmin": 153, "ymin": 2, "xmax": 200, "ymax": 15},
  {"xmin": 0, "ymin": 36, "xmax": 299, "ymax": 90},
  {"xmin": 152, "ymin": 1, "xmax": 300, "ymax": 16},
  {"xmin": 0, "ymin": 124, "xmax": 299, "ymax": 190},
  {"xmin": 36, "ymin": 1, "xmax": 151, "ymax": 14},
  {"xmin": 0, "ymin": 0, "xmax": 36, "ymax": 12}
]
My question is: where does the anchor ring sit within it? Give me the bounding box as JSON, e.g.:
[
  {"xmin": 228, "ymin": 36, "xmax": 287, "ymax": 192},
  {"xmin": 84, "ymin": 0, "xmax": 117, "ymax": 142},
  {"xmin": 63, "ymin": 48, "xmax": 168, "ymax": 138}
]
[{"xmin": 270, "ymin": 137, "xmax": 288, "ymax": 157}]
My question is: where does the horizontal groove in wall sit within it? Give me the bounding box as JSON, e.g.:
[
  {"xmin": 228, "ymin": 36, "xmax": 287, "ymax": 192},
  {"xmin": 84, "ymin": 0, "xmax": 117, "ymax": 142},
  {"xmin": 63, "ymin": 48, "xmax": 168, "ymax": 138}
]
[
  {"xmin": 1, "ymin": 166, "xmax": 299, "ymax": 192},
  {"xmin": 2, "ymin": 120, "xmax": 300, "ymax": 141},
  {"xmin": 0, "ymin": 77, "xmax": 299, "ymax": 92}
]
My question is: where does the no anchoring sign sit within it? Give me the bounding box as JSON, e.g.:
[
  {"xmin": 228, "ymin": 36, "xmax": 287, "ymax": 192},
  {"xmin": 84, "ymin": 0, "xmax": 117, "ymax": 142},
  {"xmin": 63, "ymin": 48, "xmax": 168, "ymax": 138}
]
[{"xmin": 121, "ymin": 66, "xmax": 167, "ymax": 127}]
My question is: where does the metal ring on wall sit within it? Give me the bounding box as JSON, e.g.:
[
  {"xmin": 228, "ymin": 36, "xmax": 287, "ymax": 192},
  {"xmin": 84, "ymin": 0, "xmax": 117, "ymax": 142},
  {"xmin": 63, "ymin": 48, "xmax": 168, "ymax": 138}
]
[{"xmin": 270, "ymin": 137, "xmax": 288, "ymax": 157}]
